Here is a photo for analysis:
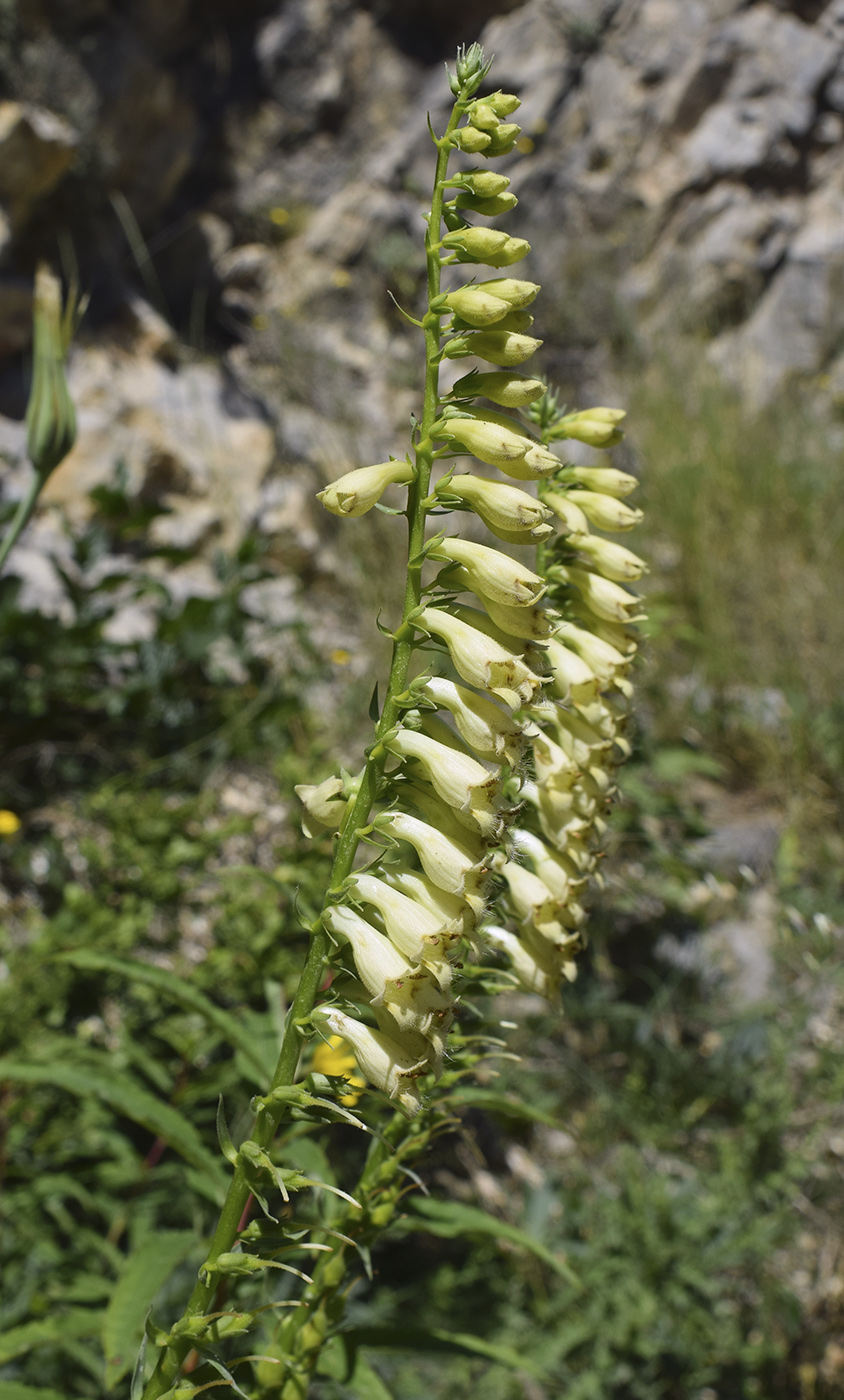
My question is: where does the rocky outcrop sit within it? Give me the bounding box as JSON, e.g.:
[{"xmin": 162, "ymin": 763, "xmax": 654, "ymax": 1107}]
[{"xmin": 2, "ymin": 0, "xmax": 844, "ymax": 568}]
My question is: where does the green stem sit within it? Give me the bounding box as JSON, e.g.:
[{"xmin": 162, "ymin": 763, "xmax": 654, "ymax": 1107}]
[
  {"xmin": 141, "ymin": 90, "xmax": 469, "ymax": 1400},
  {"xmin": 0, "ymin": 471, "xmax": 42, "ymax": 574}
]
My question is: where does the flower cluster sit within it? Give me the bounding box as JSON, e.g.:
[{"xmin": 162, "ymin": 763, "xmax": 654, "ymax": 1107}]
[{"xmin": 304, "ymin": 41, "xmax": 645, "ymax": 1113}]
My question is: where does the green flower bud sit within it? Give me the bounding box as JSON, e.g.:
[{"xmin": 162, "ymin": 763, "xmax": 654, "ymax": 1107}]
[
  {"xmin": 317, "ymin": 459, "xmax": 413, "ymax": 517},
  {"xmin": 468, "ymin": 102, "xmax": 501, "ymax": 132},
  {"xmin": 557, "ymin": 465, "xmax": 638, "ymax": 497},
  {"xmin": 453, "ymin": 126, "xmax": 492, "ymax": 153},
  {"xmin": 487, "ymin": 310, "xmax": 534, "ymax": 333},
  {"xmin": 454, "ymin": 191, "xmax": 519, "ymax": 216},
  {"xmin": 444, "ymin": 330, "xmax": 542, "ymax": 367},
  {"xmin": 439, "ymin": 414, "xmax": 532, "ymax": 466},
  {"xmin": 26, "ymin": 264, "xmax": 78, "ymax": 481},
  {"xmin": 485, "ymin": 91, "xmax": 521, "ymax": 117},
  {"xmin": 566, "ymin": 489, "xmax": 643, "ymax": 530},
  {"xmin": 442, "ymin": 228, "xmax": 530, "ymax": 267},
  {"xmin": 441, "ymin": 286, "xmax": 513, "ymax": 327},
  {"xmin": 452, "ymin": 170, "xmax": 511, "ymax": 197},
  {"xmin": 456, "ymin": 41, "xmax": 487, "ymax": 87},
  {"xmin": 436, "ymin": 536, "xmax": 546, "ymax": 607},
  {"xmin": 479, "ymin": 278, "xmax": 540, "ymax": 308},
  {"xmin": 452, "ymin": 370, "xmax": 546, "ymax": 406},
  {"xmin": 483, "ymin": 125, "xmax": 521, "ymax": 157}
]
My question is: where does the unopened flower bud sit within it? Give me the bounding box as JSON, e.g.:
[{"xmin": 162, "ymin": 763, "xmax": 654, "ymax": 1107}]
[
  {"xmin": 566, "ymin": 490, "xmax": 643, "ymax": 531},
  {"xmin": 317, "ymin": 460, "xmax": 413, "ymax": 518},
  {"xmin": 437, "ymin": 536, "xmax": 545, "ymax": 608},
  {"xmin": 486, "ymin": 92, "xmax": 521, "ymax": 117},
  {"xmin": 456, "ymin": 41, "xmax": 487, "ymax": 86},
  {"xmin": 558, "ymin": 465, "xmax": 638, "ymax": 497},
  {"xmin": 26, "ymin": 264, "xmax": 78, "ymax": 481},
  {"xmin": 557, "ymin": 408, "xmax": 626, "ymax": 449},
  {"xmin": 454, "ymin": 192, "xmax": 519, "ymax": 216},
  {"xmin": 388, "ymin": 728, "xmax": 501, "ymax": 836},
  {"xmin": 452, "ymin": 370, "xmax": 545, "ymax": 407},
  {"xmin": 443, "ymin": 229, "xmax": 530, "ymax": 267},
  {"xmin": 319, "ymin": 1009, "xmax": 425, "ymax": 1116},
  {"xmin": 454, "ymin": 170, "xmax": 511, "ymax": 197},
  {"xmin": 468, "ymin": 102, "xmax": 501, "ymax": 132},
  {"xmin": 453, "ymin": 125, "xmax": 492, "ymax": 153},
  {"xmin": 439, "ymin": 414, "xmax": 530, "ymax": 466},
  {"xmin": 569, "ymin": 533, "xmax": 648, "ymax": 582},
  {"xmin": 417, "ymin": 607, "xmax": 542, "ymax": 709},
  {"xmin": 441, "ymin": 286, "xmax": 513, "ymax": 327},
  {"xmin": 479, "ymin": 278, "xmax": 541, "ymax": 308},
  {"xmin": 444, "ymin": 330, "xmax": 543, "ymax": 367}
]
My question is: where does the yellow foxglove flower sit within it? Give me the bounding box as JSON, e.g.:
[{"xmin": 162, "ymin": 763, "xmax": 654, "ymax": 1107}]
[
  {"xmin": 569, "ymin": 534, "xmax": 648, "ymax": 582},
  {"xmin": 475, "ymin": 597, "xmax": 557, "ymax": 642},
  {"xmin": 440, "ymin": 415, "xmax": 532, "ymax": 466},
  {"xmin": 553, "ymin": 620, "xmax": 632, "ymax": 681},
  {"xmin": 385, "ymin": 869, "xmax": 475, "ymax": 938},
  {"xmin": 566, "ymin": 489, "xmax": 643, "ymax": 531},
  {"xmin": 557, "ymin": 465, "xmax": 638, "ymax": 497},
  {"xmin": 380, "ymin": 810, "xmax": 488, "ymax": 908},
  {"xmin": 348, "ymin": 872, "xmax": 458, "ymax": 966},
  {"xmin": 320, "ymin": 1009, "xmax": 426, "ymax": 1116},
  {"xmin": 438, "ymin": 474, "xmax": 551, "ymax": 538},
  {"xmin": 437, "ymin": 537, "xmax": 545, "ymax": 607},
  {"xmin": 544, "ymin": 636, "xmax": 601, "ymax": 703},
  {"xmin": 441, "ymin": 287, "xmax": 513, "ymax": 327},
  {"xmin": 416, "ymin": 607, "xmax": 543, "ymax": 708},
  {"xmin": 557, "ymin": 407, "xmax": 626, "ymax": 448},
  {"xmin": 422, "ymin": 676, "xmax": 527, "ymax": 766},
  {"xmin": 553, "ymin": 564, "xmax": 644, "ymax": 623},
  {"xmin": 317, "ymin": 460, "xmax": 414, "ymax": 518},
  {"xmin": 451, "ymin": 370, "xmax": 546, "ymax": 406},
  {"xmin": 485, "ymin": 924, "xmax": 558, "ymax": 999},
  {"xmin": 294, "ymin": 775, "xmax": 348, "ymax": 836},
  {"xmin": 444, "ymin": 330, "xmax": 542, "ymax": 366},
  {"xmin": 511, "ymin": 829, "xmax": 586, "ymax": 902},
  {"xmin": 311, "ymin": 1034, "xmax": 366, "ymax": 1106},
  {"xmin": 324, "ymin": 906, "xmax": 453, "ymax": 1043},
  {"xmin": 387, "ymin": 728, "xmax": 501, "ymax": 837},
  {"xmin": 543, "ymin": 490, "xmax": 590, "ymax": 535}
]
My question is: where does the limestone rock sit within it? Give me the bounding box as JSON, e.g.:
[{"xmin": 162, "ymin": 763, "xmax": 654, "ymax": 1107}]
[{"xmin": 0, "ymin": 102, "xmax": 78, "ymax": 231}]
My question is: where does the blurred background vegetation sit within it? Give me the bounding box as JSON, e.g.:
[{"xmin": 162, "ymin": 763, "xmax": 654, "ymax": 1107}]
[{"xmin": 3, "ymin": 1, "xmax": 844, "ymax": 1398}]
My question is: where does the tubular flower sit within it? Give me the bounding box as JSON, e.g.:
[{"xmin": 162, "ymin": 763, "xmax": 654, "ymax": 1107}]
[
  {"xmin": 436, "ymin": 537, "xmax": 545, "ymax": 607},
  {"xmin": 421, "ymin": 676, "xmax": 528, "ymax": 767},
  {"xmin": 473, "ymin": 597, "xmax": 557, "ymax": 642},
  {"xmin": 416, "ymin": 606, "xmax": 543, "ymax": 709},
  {"xmin": 347, "ymin": 871, "xmax": 460, "ymax": 968},
  {"xmin": 387, "ymin": 728, "xmax": 501, "ymax": 837},
  {"xmin": 555, "ymin": 407, "xmax": 626, "ymax": 448},
  {"xmin": 485, "ymin": 924, "xmax": 559, "ymax": 999},
  {"xmin": 565, "ymin": 489, "xmax": 643, "ymax": 531},
  {"xmin": 318, "ymin": 1009, "xmax": 426, "ymax": 1117},
  {"xmin": 550, "ymin": 564, "xmax": 645, "ymax": 624},
  {"xmin": 443, "ymin": 329, "xmax": 542, "ymax": 367},
  {"xmin": 317, "ymin": 460, "xmax": 414, "ymax": 517},
  {"xmin": 568, "ymin": 534, "xmax": 648, "ymax": 582},
  {"xmin": 557, "ymin": 465, "xmax": 639, "ymax": 497},
  {"xmin": 294, "ymin": 775, "xmax": 348, "ymax": 836},
  {"xmin": 438, "ymin": 474, "xmax": 551, "ymax": 541},
  {"xmin": 442, "ymin": 228, "xmax": 530, "ymax": 267},
  {"xmin": 378, "ymin": 810, "xmax": 488, "ymax": 904},
  {"xmin": 451, "ymin": 370, "xmax": 546, "ymax": 406}
]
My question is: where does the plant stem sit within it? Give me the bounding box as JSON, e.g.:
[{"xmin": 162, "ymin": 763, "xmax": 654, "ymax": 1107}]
[
  {"xmin": 141, "ymin": 90, "xmax": 467, "ymax": 1400},
  {"xmin": 0, "ymin": 472, "xmax": 42, "ymax": 574}
]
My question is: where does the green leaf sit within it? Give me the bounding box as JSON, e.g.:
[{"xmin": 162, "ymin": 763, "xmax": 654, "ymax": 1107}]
[
  {"xmin": 56, "ymin": 949, "xmax": 268, "ymax": 1083},
  {"xmin": 103, "ymin": 1230, "xmax": 199, "ymax": 1389},
  {"xmin": 0, "ymin": 1311, "xmax": 103, "ymax": 1366},
  {"xmin": 651, "ymin": 746, "xmax": 726, "ymax": 783},
  {"xmin": 0, "ymin": 1057, "xmax": 226, "ymax": 1192},
  {"xmin": 398, "ymin": 1197, "xmax": 581, "ymax": 1287},
  {"xmin": 341, "ymin": 1326, "xmax": 546, "ymax": 1380},
  {"xmin": 0, "ymin": 1386, "xmax": 71, "ymax": 1400},
  {"xmin": 348, "ymin": 1352, "xmax": 396, "ymax": 1400}
]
